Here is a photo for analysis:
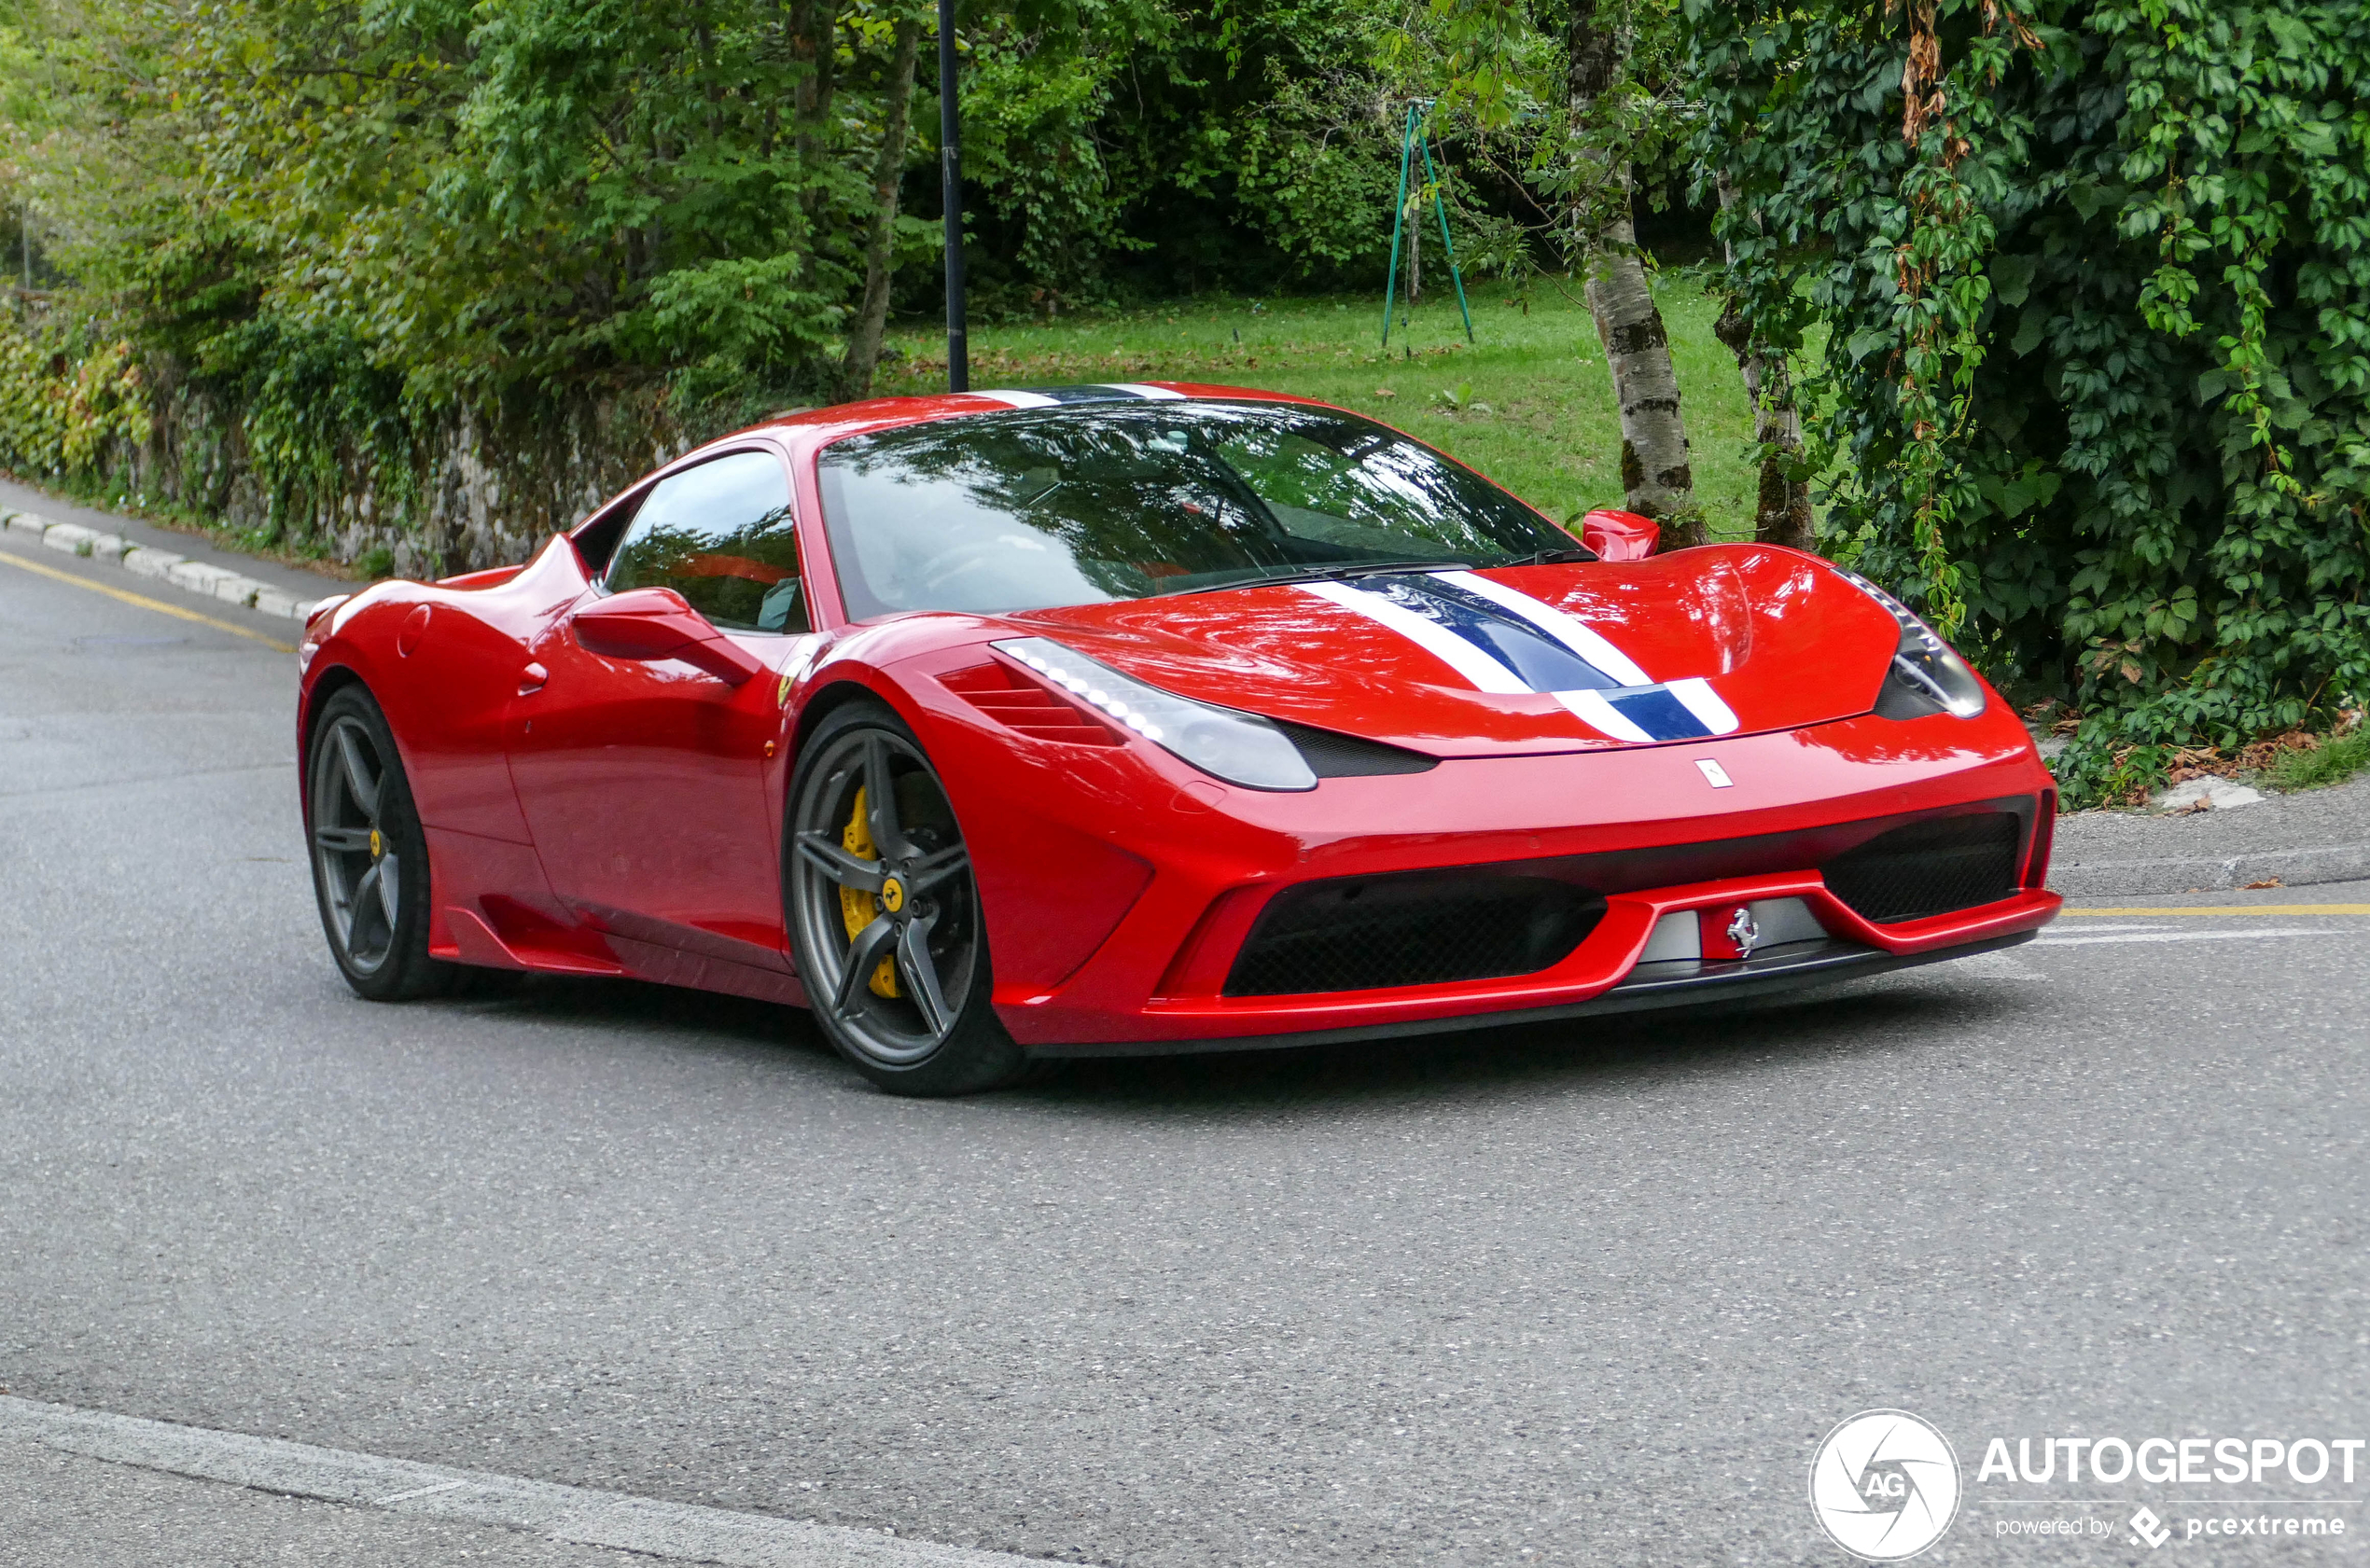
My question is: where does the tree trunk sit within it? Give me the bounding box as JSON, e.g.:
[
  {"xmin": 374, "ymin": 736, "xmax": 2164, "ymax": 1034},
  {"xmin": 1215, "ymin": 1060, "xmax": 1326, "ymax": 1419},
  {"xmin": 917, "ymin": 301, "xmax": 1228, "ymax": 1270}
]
[
  {"xmin": 840, "ymin": 16, "xmax": 925, "ymax": 399},
  {"xmin": 1714, "ymin": 174, "xmax": 1815, "ymax": 551},
  {"xmin": 790, "ymin": 0, "xmax": 841, "ymax": 234},
  {"xmin": 1568, "ymin": 0, "xmax": 1701, "ymax": 546}
]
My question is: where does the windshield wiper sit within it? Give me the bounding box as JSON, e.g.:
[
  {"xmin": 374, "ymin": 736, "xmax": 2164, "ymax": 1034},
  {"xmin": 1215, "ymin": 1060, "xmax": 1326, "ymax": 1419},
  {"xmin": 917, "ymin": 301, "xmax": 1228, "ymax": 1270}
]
[{"xmin": 1499, "ymin": 547, "xmax": 1596, "ymax": 566}]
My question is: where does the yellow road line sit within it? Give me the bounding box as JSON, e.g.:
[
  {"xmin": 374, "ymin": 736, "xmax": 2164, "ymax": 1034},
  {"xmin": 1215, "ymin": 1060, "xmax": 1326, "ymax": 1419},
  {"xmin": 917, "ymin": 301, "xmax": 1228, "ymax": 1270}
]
[
  {"xmin": 0, "ymin": 546, "xmax": 296, "ymax": 653},
  {"xmin": 2063, "ymin": 905, "xmax": 2370, "ymax": 917}
]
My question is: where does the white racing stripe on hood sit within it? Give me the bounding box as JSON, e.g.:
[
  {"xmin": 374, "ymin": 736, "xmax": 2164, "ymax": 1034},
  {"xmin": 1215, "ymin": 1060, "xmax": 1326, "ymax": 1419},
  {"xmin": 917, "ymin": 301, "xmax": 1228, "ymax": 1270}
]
[
  {"xmin": 1103, "ymin": 382, "xmax": 1187, "ymax": 400},
  {"xmin": 1300, "ymin": 575, "xmax": 1744, "ymax": 743},
  {"xmin": 1429, "ymin": 569, "xmax": 1652, "ymax": 687},
  {"xmin": 1298, "ymin": 581, "xmax": 1530, "ymax": 694},
  {"xmin": 969, "ymin": 390, "xmax": 1062, "ymax": 408},
  {"xmin": 1554, "ymin": 691, "xmax": 1655, "ymax": 743}
]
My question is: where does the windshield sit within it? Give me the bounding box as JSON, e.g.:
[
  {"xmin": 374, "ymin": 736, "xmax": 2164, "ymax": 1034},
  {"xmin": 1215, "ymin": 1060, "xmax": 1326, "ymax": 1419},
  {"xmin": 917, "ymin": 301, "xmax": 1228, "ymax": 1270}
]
[{"xmin": 815, "ymin": 401, "xmax": 1587, "ymax": 619}]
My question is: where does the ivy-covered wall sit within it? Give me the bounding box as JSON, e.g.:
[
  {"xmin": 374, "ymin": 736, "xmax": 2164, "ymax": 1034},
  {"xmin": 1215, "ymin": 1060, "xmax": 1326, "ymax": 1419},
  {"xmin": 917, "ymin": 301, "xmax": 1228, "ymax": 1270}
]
[
  {"xmin": 1692, "ymin": 0, "xmax": 2370, "ymax": 803},
  {"xmin": 0, "ymin": 298, "xmax": 685, "ymax": 575}
]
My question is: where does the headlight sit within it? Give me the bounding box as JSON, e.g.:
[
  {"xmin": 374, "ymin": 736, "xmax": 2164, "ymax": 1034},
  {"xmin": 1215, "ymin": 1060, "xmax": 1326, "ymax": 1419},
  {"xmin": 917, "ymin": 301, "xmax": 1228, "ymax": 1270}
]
[
  {"xmin": 992, "ymin": 637, "xmax": 1318, "ymax": 791},
  {"xmin": 1837, "ymin": 571, "xmax": 1988, "ymax": 719}
]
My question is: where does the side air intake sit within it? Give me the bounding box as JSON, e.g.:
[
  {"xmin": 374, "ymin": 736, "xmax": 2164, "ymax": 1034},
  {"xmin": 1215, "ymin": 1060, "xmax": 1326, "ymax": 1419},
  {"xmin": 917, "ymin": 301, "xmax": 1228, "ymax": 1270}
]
[{"xmin": 941, "ymin": 662, "xmax": 1124, "ymax": 745}]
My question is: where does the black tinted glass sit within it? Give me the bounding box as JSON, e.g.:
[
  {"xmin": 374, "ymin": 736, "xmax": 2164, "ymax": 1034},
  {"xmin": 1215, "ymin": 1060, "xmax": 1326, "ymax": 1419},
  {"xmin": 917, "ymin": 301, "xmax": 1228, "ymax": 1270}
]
[
  {"xmin": 816, "ymin": 402, "xmax": 1579, "ymax": 618},
  {"xmin": 606, "ymin": 451, "xmax": 806, "ymax": 633}
]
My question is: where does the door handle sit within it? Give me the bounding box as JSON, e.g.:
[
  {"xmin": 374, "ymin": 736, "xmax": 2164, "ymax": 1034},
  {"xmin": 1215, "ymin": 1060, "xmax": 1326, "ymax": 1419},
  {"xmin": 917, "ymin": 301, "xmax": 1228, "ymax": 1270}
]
[{"xmin": 518, "ymin": 661, "xmax": 549, "ymax": 696}]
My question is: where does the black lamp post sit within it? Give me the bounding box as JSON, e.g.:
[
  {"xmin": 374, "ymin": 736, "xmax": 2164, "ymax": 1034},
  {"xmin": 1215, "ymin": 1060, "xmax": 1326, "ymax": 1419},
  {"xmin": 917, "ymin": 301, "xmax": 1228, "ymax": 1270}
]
[{"xmin": 938, "ymin": 0, "xmax": 968, "ymax": 394}]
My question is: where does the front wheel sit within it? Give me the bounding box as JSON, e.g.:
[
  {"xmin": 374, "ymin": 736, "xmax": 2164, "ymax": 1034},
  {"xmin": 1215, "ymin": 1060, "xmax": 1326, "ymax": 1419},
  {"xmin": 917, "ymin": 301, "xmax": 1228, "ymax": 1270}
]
[
  {"xmin": 784, "ymin": 702, "xmax": 1026, "ymax": 1095},
  {"xmin": 306, "ymin": 685, "xmax": 463, "ymax": 1000}
]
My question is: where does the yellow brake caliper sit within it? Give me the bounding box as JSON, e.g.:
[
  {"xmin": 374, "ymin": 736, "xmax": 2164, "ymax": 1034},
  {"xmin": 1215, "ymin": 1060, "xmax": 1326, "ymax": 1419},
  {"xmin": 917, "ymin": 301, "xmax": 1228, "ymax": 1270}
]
[{"xmin": 837, "ymin": 786, "xmax": 901, "ymax": 999}]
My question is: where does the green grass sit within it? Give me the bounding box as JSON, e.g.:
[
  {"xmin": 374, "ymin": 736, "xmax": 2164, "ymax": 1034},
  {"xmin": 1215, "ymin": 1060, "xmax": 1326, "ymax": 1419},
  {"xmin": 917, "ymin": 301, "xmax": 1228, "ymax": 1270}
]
[
  {"xmin": 2265, "ymin": 730, "xmax": 2370, "ymax": 792},
  {"xmin": 877, "ymin": 273, "xmax": 1771, "ymax": 540}
]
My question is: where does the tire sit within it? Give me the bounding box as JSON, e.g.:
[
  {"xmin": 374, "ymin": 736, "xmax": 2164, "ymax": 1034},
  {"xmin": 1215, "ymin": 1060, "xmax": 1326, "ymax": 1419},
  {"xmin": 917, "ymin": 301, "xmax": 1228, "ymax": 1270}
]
[
  {"xmin": 783, "ymin": 700, "xmax": 1027, "ymax": 1096},
  {"xmin": 305, "ymin": 684, "xmax": 464, "ymax": 1001}
]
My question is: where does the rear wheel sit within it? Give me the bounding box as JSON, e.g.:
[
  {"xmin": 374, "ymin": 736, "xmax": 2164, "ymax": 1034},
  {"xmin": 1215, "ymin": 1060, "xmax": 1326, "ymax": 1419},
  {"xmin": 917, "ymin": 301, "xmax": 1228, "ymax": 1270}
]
[
  {"xmin": 306, "ymin": 685, "xmax": 460, "ymax": 1000},
  {"xmin": 784, "ymin": 702, "xmax": 1026, "ymax": 1096}
]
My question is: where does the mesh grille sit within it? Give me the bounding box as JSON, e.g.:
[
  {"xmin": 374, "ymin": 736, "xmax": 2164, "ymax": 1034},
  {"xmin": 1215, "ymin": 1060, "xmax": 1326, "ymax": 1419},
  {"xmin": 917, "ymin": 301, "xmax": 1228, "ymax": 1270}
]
[
  {"xmin": 1821, "ymin": 812, "xmax": 2022, "ymax": 924},
  {"xmin": 1224, "ymin": 873, "xmax": 1603, "ymax": 997}
]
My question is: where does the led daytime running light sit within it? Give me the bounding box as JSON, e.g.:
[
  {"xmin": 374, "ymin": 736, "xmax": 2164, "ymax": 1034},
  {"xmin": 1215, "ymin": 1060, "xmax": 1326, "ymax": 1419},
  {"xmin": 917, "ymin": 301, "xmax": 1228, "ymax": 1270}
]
[{"xmin": 1836, "ymin": 570, "xmax": 1988, "ymax": 720}]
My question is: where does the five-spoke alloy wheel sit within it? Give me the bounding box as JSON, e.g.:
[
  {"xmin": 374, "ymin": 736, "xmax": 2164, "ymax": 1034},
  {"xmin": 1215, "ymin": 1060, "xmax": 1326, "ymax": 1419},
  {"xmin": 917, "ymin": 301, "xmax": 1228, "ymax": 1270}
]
[
  {"xmin": 306, "ymin": 685, "xmax": 456, "ymax": 999},
  {"xmin": 785, "ymin": 702, "xmax": 1026, "ymax": 1095}
]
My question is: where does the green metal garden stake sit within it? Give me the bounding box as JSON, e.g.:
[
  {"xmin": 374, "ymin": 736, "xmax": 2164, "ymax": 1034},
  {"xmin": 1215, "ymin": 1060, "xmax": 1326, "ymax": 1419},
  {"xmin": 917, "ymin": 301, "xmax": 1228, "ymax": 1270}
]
[
  {"xmin": 1419, "ymin": 129, "xmax": 1474, "ymax": 345},
  {"xmin": 1380, "ymin": 104, "xmax": 1417, "ymax": 349},
  {"xmin": 1383, "ymin": 103, "xmax": 1472, "ymax": 349}
]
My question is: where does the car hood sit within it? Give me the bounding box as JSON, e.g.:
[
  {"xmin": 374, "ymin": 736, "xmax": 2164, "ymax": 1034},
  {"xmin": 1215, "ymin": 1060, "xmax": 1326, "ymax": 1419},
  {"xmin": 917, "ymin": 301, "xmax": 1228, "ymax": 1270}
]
[{"xmin": 1002, "ymin": 547, "xmax": 1903, "ymax": 756}]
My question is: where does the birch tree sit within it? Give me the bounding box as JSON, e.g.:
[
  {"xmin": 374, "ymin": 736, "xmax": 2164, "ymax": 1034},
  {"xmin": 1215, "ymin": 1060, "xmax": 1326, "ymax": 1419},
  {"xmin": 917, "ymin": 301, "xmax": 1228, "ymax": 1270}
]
[
  {"xmin": 1422, "ymin": 0, "xmax": 1705, "ymax": 543},
  {"xmin": 1565, "ymin": 0, "xmax": 1701, "ymax": 546}
]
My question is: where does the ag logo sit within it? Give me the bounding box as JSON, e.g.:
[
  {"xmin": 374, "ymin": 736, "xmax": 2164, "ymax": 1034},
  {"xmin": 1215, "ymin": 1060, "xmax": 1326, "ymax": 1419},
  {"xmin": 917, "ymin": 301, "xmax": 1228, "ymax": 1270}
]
[{"xmin": 1808, "ymin": 1409, "xmax": 1960, "ymax": 1561}]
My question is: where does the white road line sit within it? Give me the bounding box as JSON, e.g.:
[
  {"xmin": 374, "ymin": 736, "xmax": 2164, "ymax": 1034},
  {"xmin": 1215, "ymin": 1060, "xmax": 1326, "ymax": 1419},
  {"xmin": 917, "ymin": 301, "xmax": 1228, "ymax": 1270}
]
[
  {"xmin": 1936, "ymin": 951, "xmax": 2048, "ymax": 981},
  {"xmin": 2033, "ymin": 928, "xmax": 2349, "ymax": 947},
  {"xmin": 375, "ymin": 1478, "xmax": 473, "ymax": 1505},
  {"xmin": 0, "ymin": 1394, "xmax": 1047, "ymax": 1567}
]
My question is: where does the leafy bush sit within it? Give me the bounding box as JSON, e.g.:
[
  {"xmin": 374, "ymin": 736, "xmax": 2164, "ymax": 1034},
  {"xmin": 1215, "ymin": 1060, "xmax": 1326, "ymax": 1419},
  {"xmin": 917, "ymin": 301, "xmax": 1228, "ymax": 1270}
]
[
  {"xmin": 1692, "ymin": 0, "xmax": 2370, "ymax": 804},
  {"xmin": 0, "ymin": 0, "xmax": 1453, "ymax": 562},
  {"xmin": 0, "ymin": 305, "xmax": 148, "ymax": 480}
]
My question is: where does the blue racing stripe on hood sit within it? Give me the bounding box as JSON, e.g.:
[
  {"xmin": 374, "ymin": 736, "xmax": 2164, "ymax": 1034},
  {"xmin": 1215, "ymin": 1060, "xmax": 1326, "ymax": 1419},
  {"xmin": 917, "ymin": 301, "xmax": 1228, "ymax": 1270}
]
[
  {"xmin": 1603, "ymin": 687, "xmax": 1714, "ymax": 741},
  {"xmin": 1359, "ymin": 574, "xmax": 1623, "ymax": 692},
  {"xmin": 1307, "ymin": 572, "xmax": 1741, "ymax": 744}
]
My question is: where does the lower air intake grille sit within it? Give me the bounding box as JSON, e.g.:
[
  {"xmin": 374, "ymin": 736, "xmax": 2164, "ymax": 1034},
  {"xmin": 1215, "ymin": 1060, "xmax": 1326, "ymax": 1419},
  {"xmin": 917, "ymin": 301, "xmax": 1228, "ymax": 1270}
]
[
  {"xmin": 1821, "ymin": 812, "xmax": 2022, "ymax": 924},
  {"xmin": 1224, "ymin": 872, "xmax": 1604, "ymax": 997}
]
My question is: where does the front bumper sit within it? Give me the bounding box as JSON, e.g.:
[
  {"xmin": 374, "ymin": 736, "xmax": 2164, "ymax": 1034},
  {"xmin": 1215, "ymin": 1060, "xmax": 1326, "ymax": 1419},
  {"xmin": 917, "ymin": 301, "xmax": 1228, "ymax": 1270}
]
[{"xmin": 908, "ymin": 671, "xmax": 2060, "ymax": 1050}]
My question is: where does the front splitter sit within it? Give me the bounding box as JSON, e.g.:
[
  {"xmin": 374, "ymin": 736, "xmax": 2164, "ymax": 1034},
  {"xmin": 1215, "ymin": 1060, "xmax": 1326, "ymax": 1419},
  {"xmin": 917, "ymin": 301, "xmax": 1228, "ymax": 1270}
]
[{"xmin": 1023, "ymin": 929, "xmax": 2038, "ymax": 1059}]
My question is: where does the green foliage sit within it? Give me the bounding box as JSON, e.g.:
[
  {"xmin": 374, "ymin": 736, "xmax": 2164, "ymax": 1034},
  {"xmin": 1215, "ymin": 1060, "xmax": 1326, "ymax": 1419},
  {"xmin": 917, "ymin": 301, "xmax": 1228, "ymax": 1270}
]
[
  {"xmin": 953, "ymin": 0, "xmax": 1420, "ymax": 305},
  {"xmin": 1391, "ymin": 0, "xmax": 1697, "ymax": 269},
  {"xmin": 2266, "ymin": 729, "xmax": 2369, "ymax": 792},
  {"xmin": 0, "ymin": 305, "xmax": 149, "ymax": 479},
  {"xmin": 1690, "ymin": 0, "xmax": 2370, "ymax": 804},
  {"xmin": 0, "ymin": 0, "xmax": 1484, "ymax": 562}
]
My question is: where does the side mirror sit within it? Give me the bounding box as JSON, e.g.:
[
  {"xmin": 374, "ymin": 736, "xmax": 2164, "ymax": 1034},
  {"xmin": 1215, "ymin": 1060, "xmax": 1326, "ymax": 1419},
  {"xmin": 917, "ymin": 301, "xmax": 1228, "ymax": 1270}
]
[
  {"xmin": 573, "ymin": 587, "xmax": 766, "ymax": 687},
  {"xmin": 1578, "ymin": 507, "xmax": 1659, "ymax": 562}
]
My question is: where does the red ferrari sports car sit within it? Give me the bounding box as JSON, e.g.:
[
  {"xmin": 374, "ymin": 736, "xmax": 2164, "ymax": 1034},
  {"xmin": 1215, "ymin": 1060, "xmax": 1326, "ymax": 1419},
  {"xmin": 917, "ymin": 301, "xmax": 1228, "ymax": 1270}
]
[{"xmin": 297, "ymin": 382, "xmax": 2059, "ymax": 1093}]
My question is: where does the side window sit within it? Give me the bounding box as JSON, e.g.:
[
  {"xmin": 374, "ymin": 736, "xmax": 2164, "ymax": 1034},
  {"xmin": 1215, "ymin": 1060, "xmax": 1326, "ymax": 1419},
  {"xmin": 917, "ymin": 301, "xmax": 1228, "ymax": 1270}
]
[{"xmin": 604, "ymin": 451, "xmax": 807, "ymax": 633}]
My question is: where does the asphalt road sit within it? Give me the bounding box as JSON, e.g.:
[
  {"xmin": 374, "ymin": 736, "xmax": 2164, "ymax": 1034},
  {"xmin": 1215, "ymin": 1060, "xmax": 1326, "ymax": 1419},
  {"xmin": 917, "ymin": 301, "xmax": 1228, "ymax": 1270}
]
[{"xmin": 5, "ymin": 532, "xmax": 2367, "ymax": 1566}]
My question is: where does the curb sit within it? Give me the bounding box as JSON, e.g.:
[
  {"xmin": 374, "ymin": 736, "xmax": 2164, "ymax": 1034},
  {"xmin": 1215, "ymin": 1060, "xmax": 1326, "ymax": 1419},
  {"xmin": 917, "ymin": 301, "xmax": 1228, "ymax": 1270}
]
[
  {"xmin": 2050, "ymin": 840, "xmax": 2370, "ymax": 897},
  {"xmin": 1, "ymin": 507, "xmax": 327, "ymax": 622},
  {"xmin": 0, "ymin": 1394, "xmax": 1041, "ymax": 1568}
]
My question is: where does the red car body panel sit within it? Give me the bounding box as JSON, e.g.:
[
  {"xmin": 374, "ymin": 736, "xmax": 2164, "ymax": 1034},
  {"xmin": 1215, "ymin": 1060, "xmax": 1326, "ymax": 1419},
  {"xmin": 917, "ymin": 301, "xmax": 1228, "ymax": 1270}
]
[
  {"xmin": 297, "ymin": 382, "xmax": 2060, "ymax": 1053},
  {"xmin": 1008, "ymin": 548, "xmax": 1897, "ymax": 756}
]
